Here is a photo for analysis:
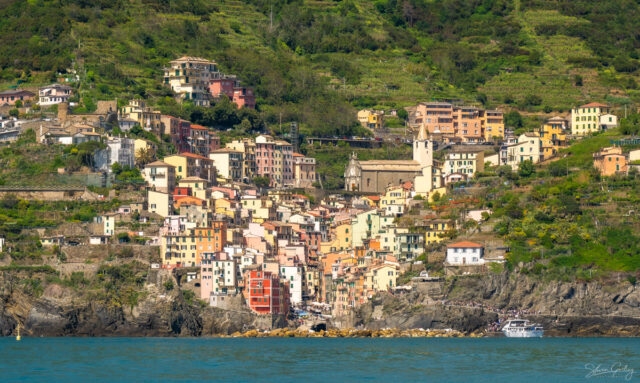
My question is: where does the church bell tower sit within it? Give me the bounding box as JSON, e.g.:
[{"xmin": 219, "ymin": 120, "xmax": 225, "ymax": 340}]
[{"xmin": 413, "ymin": 125, "xmax": 433, "ymax": 168}]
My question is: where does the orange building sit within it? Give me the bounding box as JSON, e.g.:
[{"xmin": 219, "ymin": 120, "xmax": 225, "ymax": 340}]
[
  {"xmin": 194, "ymin": 222, "xmax": 227, "ymax": 264},
  {"xmin": 593, "ymin": 146, "xmax": 627, "ymax": 176}
]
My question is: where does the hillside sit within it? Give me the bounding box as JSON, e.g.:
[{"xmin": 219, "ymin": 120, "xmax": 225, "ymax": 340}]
[{"xmin": 1, "ymin": 0, "xmax": 639, "ymax": 136}]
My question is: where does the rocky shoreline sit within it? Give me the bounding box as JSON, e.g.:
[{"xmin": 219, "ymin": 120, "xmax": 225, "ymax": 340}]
[{"xmin": 218, "ymin": 327, "xmax": 477, "ymax": 338}]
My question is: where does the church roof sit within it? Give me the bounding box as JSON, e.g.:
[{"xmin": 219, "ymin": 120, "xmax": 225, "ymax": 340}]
[{"xmin": 358, "ymin": 160, "xmax": 423, "ymax": 171}]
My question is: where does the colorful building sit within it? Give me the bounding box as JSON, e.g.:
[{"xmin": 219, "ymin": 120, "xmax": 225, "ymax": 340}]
[
  {"xmin": 164, "ymin": 56, "xmax": 220, "ymax": 107},
  {"xmin": 246, "ymin": 270, "xmax": 289, "ymax": 315},
  {"xmin": 357, "ymin": 109, "xmax": 384, "ymax": 130},
  {"xmin": 593, "ymin": 146, "xmax": 628, "ymax": 176},
  {"xmin": 143, "ymin": 161, "xmax": 176, "ymax": 193},
  {"xmin": 571, "ymin": 102, "xmax": 613, "ymax": 136}
]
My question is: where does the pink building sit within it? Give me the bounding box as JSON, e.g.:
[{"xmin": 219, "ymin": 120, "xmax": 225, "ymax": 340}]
[
  {"xmin": 275, "ymin": 140, "xmax": 294, "ymax": 186},
  {"xmin": 200, "ymin": 252, "xmax": 237, "ymax": 299},
  {"xmin": 211, "ymin": 186, "xmax": 238, "ymax": 200},
  {"xmin": 255, "ymin": 134, "xmax": 276, "ymax": 185},
  {"xmin": 209, "ymin": 78, "xmax": 235, "ymax": 99},
  {"xmin": 232, "ymin": 87, "xmax": 255, "ymax": 109},
  {"xmin": 0, "ymin": 90, "xmax": 35, "ymax": 106}
]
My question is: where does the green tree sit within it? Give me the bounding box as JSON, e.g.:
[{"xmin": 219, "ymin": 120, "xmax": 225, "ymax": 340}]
[
  {"xmin": 253, "ymin": 176, "xmax": 271, "ymax": 189},
  {"xmin": 518, "ymin": 160, "xmax": 535, "ymax": 178},
  {"xmin": 8, "ymin": 109, "xmax": 18, "ymax": 117},
  {"xmin": 504, "ymin": 111, "xmax": 523, "ymax": 129}
]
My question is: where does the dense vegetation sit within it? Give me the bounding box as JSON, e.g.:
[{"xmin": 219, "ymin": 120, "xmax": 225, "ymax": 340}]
[
  {"xmin": 1, "ymin": 0, "xmax": 639, "ymax": 136},
  {"xmin": 483, "ymin": 129, "xmax": 640, "ymax": 281}
]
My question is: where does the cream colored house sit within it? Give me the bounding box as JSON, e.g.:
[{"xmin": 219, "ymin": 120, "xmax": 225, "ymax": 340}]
[
  {"xmin": 143, "ymin": 161, "xmax": 175, "ymax": 193},
  {"xmin": 443, "ymin": 149, "xmax": 485, "ymax": 177},
  {"xmin": 571, "ymin": 102, "xmax": 614, "ymax": 135},
  {"xmin": 209, "ymin": 148, "xmax": 243, "ymax": 180},
  {"xmin": 148, "ymin": 190, "xmax": 171, "ymax": 218},
  {"xmin": 364, "ymin": 264, "xmax": 399, "ymax": 293},
  {"xmin": 504, "ymin": 133, "xmax": 543, "ymax": 169}
]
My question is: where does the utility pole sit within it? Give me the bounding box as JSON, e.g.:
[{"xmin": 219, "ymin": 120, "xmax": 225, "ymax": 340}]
[{"xmin": 270, "ymin": 4, "xmax": 273, "ymax": 32}]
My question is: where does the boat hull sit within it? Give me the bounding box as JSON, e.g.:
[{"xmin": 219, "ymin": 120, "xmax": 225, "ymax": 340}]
[{"xmin": 503, "ymin": 329, "xmax": 543, "ymax": 338}]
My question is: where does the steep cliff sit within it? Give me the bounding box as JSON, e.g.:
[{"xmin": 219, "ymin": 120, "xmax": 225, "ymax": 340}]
[
  {"xmin": 346, "ymin": 273, "xmax": 640, "ymax": 336},
  {"xmin": 0, "ymin": 282, "xmax": 286, "ymax": 337}
]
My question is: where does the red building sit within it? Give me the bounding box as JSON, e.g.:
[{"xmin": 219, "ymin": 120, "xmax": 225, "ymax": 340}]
[
  {"xmin": 247, "ymin": 270, "xmax": 289, "ymax": 315},
  {"xmin": 172, "ymin": 186, "xmax": 192, "ymax": 202}
]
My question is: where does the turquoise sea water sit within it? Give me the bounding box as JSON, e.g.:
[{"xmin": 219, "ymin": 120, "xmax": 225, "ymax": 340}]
[{"xmin": 0, "ymin": 337, "xmax": 638, "ymax": 382}]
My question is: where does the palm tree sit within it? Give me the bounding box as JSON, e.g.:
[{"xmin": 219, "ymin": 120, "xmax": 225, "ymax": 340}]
[{"xmin": 135, "ymin": 147, "xmax": 154, "ymax": 167}]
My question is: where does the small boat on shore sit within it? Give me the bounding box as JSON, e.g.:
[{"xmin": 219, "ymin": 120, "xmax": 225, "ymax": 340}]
[{"xmin": 502, "ymin": 319, "xmax": 543, "ymax": 338}]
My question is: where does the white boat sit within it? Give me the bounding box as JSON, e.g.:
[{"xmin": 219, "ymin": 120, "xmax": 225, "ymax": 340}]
[{"xmin": 501, "ymin": 319, "xmax": 543, "ymax": 338}]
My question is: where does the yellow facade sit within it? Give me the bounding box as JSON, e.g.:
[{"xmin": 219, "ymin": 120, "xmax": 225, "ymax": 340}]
[
  {"xmin": 482, "ymin": 110, "xmax": 505, "ymax": 141},
  {"xmin": 321, "ymin": 223, "xmax": 352, "ymax": 253},
  {"xmin": 381, "ymin": 185, "xmax": 408, "ymax": 208},
  {"xmin": 215, "ymin": 199, "xmax": 235, "ymax": 220},
  {"xmin": 539, "ymin": 118, "xmax": 568, "ymax": 159},
  {"xmin": 357, "ymin": 109, "xmax": 383, "ymax": 130},
  {"xmin": 424, "ymin": 220, "xmax": 452, "ymax": 245},
  {"xmin": 161, "ymin": 233, "xmax": 197, "ymax": 267},
  {"xmin": 163, "ymin": 155, "xmax": 188, "ymax": 180}
]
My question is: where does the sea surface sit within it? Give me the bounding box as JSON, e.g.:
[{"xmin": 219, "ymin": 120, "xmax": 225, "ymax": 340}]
[{"xmin": 0, "ymin": 337, "xmax": 638, "ymax": 382}]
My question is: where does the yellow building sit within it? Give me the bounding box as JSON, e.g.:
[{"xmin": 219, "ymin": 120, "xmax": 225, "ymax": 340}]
[
  {"xmin": 161, "ymin": 232, "xmax": 197, "ymax": 267},
  {"xmin": 321, "ymin": 223, "xmax": 352, "ymax": 253},
  {"xmin": 423, "ymin": 219, "xmax": 452, "ymax": 245},
  {"xmin": 134, "ymin": 138, "xmax": 156, "ymax": 158},
  {"xmin": 177, "ymin": 176, "xmax": 210, "ymax": 200},
  {"xmin": 362, "ymin": 195, "xmax": 381, "ymax": 208},
  {"xmin": 571, "ymin": 102, "xmax": 610, "ymax": 136},
  {"xmin": 482, "ymin": 109, "xmax": 505, "ymax": 141},
  {"xmin": 539, "ymin": 117, "xmax": 568, "ymax": 160},
  {"xmin": 357, "ymin": 109, "xmax": 383, "ymax": 130},
  {"xmin": 163, "ymin": 155, "xmax": 188, "ymax": 180},
  {"xmin": 215, "ymin": 198, "xmax": 237, "ymax": 220}
]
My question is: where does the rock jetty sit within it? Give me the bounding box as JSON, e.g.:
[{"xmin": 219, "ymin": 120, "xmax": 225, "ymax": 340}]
[{"xmin": 220, "ymin": 328, "xmax": 482, "ymax": 338}]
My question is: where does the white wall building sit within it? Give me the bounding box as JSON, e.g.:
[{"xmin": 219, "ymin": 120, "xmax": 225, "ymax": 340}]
[
  {"xmin": 445, "ymin": 241, "xmax": 485, "ymax": 265},
  {"xmin": 281, "ymin": 265, "xmax": 303, "ymax": 305},
  {"xmin": 39, "ymin": 84, "xmax": 72, "ymax": 106}
]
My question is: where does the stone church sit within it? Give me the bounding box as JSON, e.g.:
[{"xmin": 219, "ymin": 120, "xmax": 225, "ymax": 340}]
[{"xmin": 344, "ymin": 126, "xmax": 439, "ymax": 194}]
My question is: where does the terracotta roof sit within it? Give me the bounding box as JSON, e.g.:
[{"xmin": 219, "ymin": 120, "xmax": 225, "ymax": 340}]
[
  {"xmin": 190, "ymin": 124, "xmax": 208, "ymax": 130},
  {"xmin": 178, "ymin": 152, "xmax": 211, "ymax": 160},
  {"xmin": 579, "ymin": 102, "xmax": 608, "ymax": 108},
  {"xmin": 292, "ymin": 153, "xmax": 304, "ymax": 157},
  {"xmin": 448, "ymin": 241, "xmax": 483, "ymax": 248},
  {"xmin": 174, "ymin": 196, "xmax": 205, "ymax": 206},
  {"xmin": 146, "ymin": 160, "xmax": 175, "ymax": 168}
]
